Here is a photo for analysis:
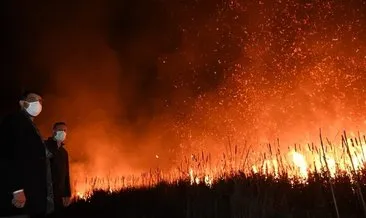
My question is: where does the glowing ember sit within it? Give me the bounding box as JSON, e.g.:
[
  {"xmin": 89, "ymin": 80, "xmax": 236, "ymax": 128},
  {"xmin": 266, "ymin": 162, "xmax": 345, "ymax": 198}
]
[
  {"xmin": 64, "ymin": 0, "xmax": 366, "ymax": 200},
  {"xmin": 71, "ymin": 133, "xmax": 366, "ymax": 199}
]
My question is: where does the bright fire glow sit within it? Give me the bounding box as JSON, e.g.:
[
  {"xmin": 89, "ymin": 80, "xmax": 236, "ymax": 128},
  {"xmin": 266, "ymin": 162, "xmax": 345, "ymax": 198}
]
[
  {"xmin": 58, "ymin": 0, "xmax": 366, "ymax": 201},
  {"xmin": 72, "ymin": 133, "xmax": 366, "ymax": 200}
]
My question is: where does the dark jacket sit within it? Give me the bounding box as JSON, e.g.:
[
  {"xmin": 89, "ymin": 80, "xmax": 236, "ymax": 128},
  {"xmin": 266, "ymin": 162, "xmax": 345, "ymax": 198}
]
[
  {"xmin": 0, "ymin": 111, "xmax": 49, "ymax": 216},
  {"xmin": 45, "ymin": 138, "xmax": 71, "ymax": 206}
]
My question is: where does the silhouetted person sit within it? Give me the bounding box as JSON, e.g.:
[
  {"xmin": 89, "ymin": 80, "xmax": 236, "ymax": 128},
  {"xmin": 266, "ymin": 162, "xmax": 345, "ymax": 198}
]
[
  {"xmin": 0, "ymin": 91, "xmax": 54, "ymax": 218},
  {"xmin": 45, "ymin": 122, "xmax": 71, "ymax": 216}
]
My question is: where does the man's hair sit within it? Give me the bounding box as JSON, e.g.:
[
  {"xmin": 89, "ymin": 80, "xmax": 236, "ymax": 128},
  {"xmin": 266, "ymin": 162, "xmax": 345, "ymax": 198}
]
[
  {"xmin": 53, "ymin": 122, "xmax": 67, "ymax": 129},
  {"xmin": 19, "ymin": 90, "xmax": 42, "ymax": 101}
]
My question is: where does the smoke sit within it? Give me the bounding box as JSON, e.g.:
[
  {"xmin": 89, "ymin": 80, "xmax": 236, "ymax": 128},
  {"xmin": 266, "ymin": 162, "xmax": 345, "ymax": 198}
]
[
  {"xmin": 2, "ymin": 0, "xmax": 232, "ymax": 179},
  {"xmin": 28, "ymin": 0, "xmax": 185, "ymax": 177},
  {"xmin": 2, "ymin": 0, "xmax": 366, "ymax": 183}
]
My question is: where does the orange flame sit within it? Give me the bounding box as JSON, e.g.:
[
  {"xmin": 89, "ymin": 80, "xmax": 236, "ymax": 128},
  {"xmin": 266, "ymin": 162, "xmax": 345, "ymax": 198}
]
[{"xmin": 71, "ymin": 132, "xmax": 366, "ymax": 200}]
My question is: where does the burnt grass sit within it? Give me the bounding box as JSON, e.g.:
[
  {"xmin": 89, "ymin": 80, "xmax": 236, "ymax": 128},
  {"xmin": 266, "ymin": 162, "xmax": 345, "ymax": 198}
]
[{"xmin": 62, "ymin": 172, "xmax": 366, "ymax": 218}]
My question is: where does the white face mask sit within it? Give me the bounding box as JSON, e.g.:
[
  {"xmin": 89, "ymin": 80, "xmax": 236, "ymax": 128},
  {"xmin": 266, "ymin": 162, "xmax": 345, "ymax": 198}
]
[
  {"xmin": 25, "ymin": 101, "xmax": 42, "ymax": 117},
  {"xmin": 54, "ymin": 131, "xmax": 66, "ymax": 142}
]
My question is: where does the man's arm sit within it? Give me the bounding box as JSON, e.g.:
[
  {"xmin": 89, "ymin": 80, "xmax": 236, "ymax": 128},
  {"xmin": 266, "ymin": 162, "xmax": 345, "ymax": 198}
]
[
  {"xmin": 64, "ymin": 151, "xmax": 71, "ymax": 197},
  {"xmin": 7, "ymin": 116, "xmax": 26, "ymax": 193}
]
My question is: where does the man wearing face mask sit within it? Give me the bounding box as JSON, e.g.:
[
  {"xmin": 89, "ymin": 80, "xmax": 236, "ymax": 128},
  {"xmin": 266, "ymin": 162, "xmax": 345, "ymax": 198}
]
[
  {"xmin": 0, "ymin": 91, "xmax": 54, "ymax": 218},
  {"xmin": 44, "ymin": 122, "xmax": 71, "ymax": 216}
]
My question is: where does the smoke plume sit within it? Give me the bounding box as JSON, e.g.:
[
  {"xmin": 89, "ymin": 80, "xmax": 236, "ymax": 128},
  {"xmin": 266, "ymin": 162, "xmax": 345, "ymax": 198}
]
[{"xmin": 2, "ymin": 0, "xmax": 366, "ymax": 182}]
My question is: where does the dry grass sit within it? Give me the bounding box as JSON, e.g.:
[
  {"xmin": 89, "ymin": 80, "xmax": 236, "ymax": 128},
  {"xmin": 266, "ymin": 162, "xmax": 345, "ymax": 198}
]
[
  {"xmin": 64, "ymin": 171, "xmax": 366, "ymax": 218},
  {"xmin": 66, "ymin": 131, "xmax": 366, "ymax": 218}
]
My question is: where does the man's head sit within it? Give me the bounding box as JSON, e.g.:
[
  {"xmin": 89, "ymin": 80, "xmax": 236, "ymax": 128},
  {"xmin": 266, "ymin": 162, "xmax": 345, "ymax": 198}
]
[
  {"xmin": 53, "ymin": 122, "xmax": 67, "ymax": 143},
  {"xmin": 19, "ymin": 91, "xmax": 43, "ymax": 117}
]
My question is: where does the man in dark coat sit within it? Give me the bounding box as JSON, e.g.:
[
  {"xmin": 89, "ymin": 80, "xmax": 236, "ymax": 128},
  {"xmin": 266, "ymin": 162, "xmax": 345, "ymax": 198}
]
[
  {"xmin": 44, "ymin": 122, "xmax": 71, "ymax": 215},
  {"xmin": 0, "ymin": 91, "xmax": 54, "ymax": 218}
]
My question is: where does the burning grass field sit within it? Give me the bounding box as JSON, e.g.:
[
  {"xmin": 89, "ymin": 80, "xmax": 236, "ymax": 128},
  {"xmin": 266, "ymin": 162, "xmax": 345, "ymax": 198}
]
[
  {"xmin": 60, "ymin": 131, "xmax": 366, "ymax": 218},
  {"xmin": 65, "ymin": 173, "xmax": 365, "ymax": 218}
]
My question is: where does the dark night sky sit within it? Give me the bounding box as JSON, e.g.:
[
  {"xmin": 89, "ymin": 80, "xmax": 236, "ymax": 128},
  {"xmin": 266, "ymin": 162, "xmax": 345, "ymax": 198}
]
[
  {"xmin": 0, "ymin": 0, "xmax": 233, "ymax": 170},
  {"xmin": 0, "ymin": 0, "xmax": 176, "ymax": 116},
  {"xmin": 0, "ymin": 0, "xmax": 226, "ymax": 120},
  {"xmin": 1, "ymin": 0, "xmax": 366, "ymax": 172},
  {"xmin": 1, "ymin": 0, "xmax": 366, "ymax": 130}
]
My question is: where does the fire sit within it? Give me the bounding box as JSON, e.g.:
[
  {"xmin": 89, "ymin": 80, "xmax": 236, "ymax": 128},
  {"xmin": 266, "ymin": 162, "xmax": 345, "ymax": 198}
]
[
  {"xmin": 290, "ymin": 151, "xmax": 308, "ymax": 179},
  {"xmin": 76, "ymin": 192, "xmax": 87, "ymax": 200},
  {"xmin": 72, "ymin": 132, "xmax": 366, "ymax": 200},
  {"xmin": 63, "ymin": 0, "xmax": 366, "ymax": 201}
]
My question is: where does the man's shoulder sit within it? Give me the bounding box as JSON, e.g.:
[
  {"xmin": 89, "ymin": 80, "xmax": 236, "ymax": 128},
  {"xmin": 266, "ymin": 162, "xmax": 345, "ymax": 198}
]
[
  {"xmin": 59, "ymin": 146, "xmax": 69, "ymax": 157},
  {"xmin": 45, "ymin": 138, "xmax": 57, "ymax": 149}
]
